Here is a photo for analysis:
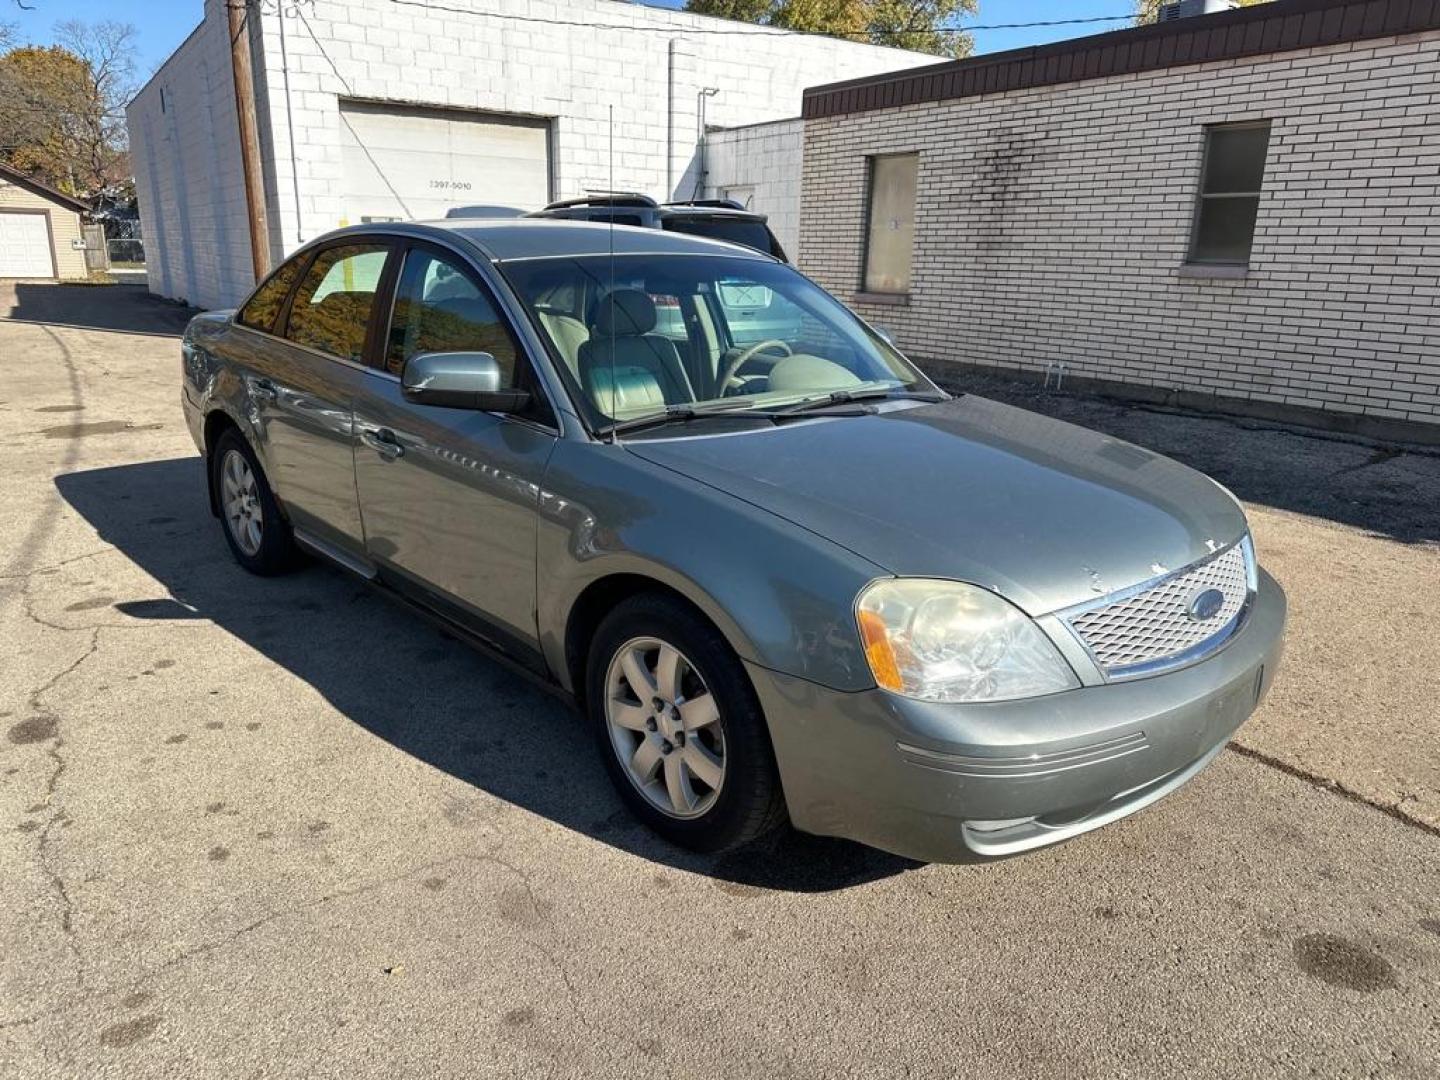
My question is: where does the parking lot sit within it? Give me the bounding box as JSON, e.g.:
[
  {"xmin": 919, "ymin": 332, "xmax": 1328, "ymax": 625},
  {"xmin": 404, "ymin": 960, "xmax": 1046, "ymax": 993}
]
[{"xmin": 2, "ymin": 282, "xmax": 1438, "ymax": 1078}]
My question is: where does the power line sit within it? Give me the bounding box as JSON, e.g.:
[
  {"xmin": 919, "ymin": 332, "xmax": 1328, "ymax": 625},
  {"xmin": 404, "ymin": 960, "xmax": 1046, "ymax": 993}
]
[
  {"xmin": 0, "ymin": 102, "xmax": 129, "ymax": 120},
  {"xmin": 386, "ymin": 0, "xmax": 1135, "ymax": 39}
]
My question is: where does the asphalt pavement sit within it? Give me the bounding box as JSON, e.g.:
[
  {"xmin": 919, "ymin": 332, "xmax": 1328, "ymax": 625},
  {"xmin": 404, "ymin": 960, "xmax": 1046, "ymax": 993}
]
[{"xmin": 1, "ymin": 281, "xmax": 1437, "ymax": 1079}]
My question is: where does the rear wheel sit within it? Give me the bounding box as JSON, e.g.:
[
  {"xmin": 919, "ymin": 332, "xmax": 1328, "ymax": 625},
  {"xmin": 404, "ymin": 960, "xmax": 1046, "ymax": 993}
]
[
  {"xmin": 587, "ymin": 593, "xmax": 787, "ymax": 852},
  {"xmin": 211, "ymin": 428, "xmax": 298, "ymax": 575}
]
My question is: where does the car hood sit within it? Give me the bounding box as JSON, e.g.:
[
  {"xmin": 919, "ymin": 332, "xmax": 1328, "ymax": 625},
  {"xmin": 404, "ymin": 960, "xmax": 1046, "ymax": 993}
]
[{"xmin": 624, "ymin": 395, "xmax": 1248, "ymax": 615}]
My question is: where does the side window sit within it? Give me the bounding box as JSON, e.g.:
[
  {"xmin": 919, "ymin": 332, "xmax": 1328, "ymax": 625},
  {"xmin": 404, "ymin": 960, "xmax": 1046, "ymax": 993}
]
[
  {"xmin": 385, "ymin": 249, "xmax": 520, "ymax": 383},
  {"xmin": 283, "ymin": 244, "xmax": 389, "ymax": 362},
  {"xmin": 862, "ymin": 153, "xmax": 918, "ymax": 295},
  {"xmin": 1189, "ymin": 121, "xmax": 1271, "ymax": 265},
  {"xmin": 237, "ymin": 256, "xmax": 305, "ymax": 334}
]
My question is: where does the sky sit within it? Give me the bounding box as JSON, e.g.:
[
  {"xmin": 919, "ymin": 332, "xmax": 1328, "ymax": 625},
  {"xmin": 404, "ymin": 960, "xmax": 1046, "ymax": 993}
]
[{"xmin": 3, "ymin": 0, "xmax": 1139, "ymax": 79}]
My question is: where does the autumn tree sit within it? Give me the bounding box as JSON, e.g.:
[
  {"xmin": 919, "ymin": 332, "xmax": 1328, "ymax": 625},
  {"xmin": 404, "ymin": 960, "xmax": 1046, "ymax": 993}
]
[
  {"xmin": 1134, "ymin": 0, "xmax": 1271, "ymax": 22},
  {"xmin": 685, "ymin": 0, "xmax": 978, "ymax": 58},
  {"xmin": 869, "ymin": 1, "xmax": 979, "ymax": 57},
  {"xmin": 0, "ymin": 20, "xmax": 136, "ymax": 196}
]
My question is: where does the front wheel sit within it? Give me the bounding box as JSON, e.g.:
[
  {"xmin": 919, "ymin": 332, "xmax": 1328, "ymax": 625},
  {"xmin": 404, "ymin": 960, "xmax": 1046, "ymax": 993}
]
[{"xmin": 586, "ymin": 594, "xmax": 787, "ymax": 852}]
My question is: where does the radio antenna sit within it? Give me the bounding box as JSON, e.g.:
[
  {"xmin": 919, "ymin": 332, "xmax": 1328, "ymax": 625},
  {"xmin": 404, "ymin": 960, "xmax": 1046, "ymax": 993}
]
[{"xmin": 607, "ymin": 104, "xmax": 618, "ymax": 444}]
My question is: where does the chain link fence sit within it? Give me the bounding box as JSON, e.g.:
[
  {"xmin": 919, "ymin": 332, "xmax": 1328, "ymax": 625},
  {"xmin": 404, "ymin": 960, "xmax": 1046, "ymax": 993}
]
[{"xmin": 106, "ymin": 237, "xmax": 145, "ymax": 268}]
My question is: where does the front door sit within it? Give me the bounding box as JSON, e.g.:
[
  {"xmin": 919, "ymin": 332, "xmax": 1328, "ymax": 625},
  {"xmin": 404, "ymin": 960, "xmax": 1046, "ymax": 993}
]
[
  {"xmin": 352, "ymin": 243, "xmax": 558, "ymax": 662},
  {"xmin": 256, "ymin": 241, "xmax": 391, "ymax": 556}
]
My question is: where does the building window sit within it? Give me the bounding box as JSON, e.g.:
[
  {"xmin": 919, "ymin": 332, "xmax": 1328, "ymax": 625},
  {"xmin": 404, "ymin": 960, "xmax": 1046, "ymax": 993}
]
[
  {"xmin": 1189, "ymin": 121, "xmax": 1271, "ymax": 265},
  {"xmin": 863, "ymin": 153, "xmax": 918, "ymax": 294}
]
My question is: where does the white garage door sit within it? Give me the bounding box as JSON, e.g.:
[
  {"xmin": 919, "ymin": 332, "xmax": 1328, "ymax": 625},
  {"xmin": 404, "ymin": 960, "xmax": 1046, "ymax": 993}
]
[
  {"xmin": 0, "ymin": 212, "xmax": 54, "ymax": 278},
  {"xmin": 338, "ymin": 101, "xmax": 550, "ymax": 225}
]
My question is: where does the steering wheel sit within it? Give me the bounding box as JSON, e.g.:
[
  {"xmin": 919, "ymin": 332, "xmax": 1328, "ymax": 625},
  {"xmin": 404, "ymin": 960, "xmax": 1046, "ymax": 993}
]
[{"xmin": 717, "ymin": 339, "xmax": 793, "ymax": 395}]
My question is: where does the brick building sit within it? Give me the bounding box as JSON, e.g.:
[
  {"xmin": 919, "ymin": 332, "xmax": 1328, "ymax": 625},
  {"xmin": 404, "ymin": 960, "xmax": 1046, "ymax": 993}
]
[
  {"xmin": 797, "ymin": 0, "xmax": 1440, "ymax": 442},
  {"xmin": 126, "ymin": 0, "xmax": 931, "ymax": 311}
]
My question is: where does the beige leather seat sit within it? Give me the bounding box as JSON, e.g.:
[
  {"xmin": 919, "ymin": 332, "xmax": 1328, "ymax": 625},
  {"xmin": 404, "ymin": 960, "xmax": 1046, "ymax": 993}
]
[
  {"xmin": 577, "ymin": 290, "xmax": 696, "ymax": 418},
  {"xmin": 537, "ymin": 310, "xmax": 590, "ymax": 380}
]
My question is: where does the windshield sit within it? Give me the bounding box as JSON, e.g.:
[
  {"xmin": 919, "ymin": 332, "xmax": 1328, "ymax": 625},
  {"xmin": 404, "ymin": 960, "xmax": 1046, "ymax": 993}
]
[{"xmin": 503, "ymin": 254, "xmax": 929, "ymax": 430}]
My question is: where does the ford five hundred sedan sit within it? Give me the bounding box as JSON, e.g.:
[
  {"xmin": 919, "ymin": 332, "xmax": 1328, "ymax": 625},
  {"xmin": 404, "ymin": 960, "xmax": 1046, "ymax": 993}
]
[{"xmin": 180, "ymin": 219, "xmax": 1286, "ymax": 862}]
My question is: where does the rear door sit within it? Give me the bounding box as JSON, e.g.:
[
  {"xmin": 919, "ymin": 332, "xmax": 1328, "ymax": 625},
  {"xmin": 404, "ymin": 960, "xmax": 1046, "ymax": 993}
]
[
  {"xmin": 352, "ymin": 241, "xmax": 559, "ymax": 664},
  {"xmin": 250, "ymin": 241, "xmax": 392, "ymax": 559}
]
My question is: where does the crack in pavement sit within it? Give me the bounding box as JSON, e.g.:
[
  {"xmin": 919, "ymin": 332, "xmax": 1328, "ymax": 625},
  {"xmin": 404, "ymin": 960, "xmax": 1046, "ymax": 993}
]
[
  {"xmin": 1327, "ymin": 447, "xmax": 1405, "ymax": 479},
  {"xmin": 22, "ymin": 626, "xmax": 103, "ymax": 993},
  {"xmin": 1227, "ymin": 742, "xmax": 1440, "ymax": 840},
  {"xmin": 0, "ymin": 546, "xmax": 118, "ymax": 582},
  {"xmin": 0, "ymin": 852, "xmax": 472, "ymax": 1032},
  {"xmin": 0, "ymin": 845, "xmax": 653, "ymax": 1066},
  {"xmin": 466, "ymin": 850, "xmax": 671, "ymax": 1066}
]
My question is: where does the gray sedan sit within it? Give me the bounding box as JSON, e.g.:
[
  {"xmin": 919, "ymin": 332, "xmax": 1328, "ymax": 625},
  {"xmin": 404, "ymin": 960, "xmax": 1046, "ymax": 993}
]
[{"xmin": 180, "ymin": 219, "xmax": 1286, "ymax": 862}]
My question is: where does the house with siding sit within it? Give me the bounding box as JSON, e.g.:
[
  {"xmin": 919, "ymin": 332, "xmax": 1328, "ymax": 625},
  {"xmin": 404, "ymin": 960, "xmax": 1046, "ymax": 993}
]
[
  {"xmin": 787, "ymin": 0, "xmax": 1440, "ymax": 442},
  {"xmin": 0, "ymin": 163, "xmax": 91, "ymax": 281}
]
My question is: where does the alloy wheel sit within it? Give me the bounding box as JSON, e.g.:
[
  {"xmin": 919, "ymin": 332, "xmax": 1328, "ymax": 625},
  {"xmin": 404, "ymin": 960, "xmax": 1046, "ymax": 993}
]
[
  {"xmin": 604, "ymin": 636, "xmax": 726, "ymax": 819},
  {"xmin": 220, "ymin": 448, "xmax": 264, "ymax": 557}
]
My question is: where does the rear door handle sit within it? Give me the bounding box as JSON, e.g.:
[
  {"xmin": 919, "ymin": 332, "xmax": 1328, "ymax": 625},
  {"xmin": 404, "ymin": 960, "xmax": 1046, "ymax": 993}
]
[
  {"xmin": 360, "ymin": 427, "xmax": 404, "ymax": 460},
  {"xmin": 250, "ymin": 377, "xmax": 277, "ymax": 403}
]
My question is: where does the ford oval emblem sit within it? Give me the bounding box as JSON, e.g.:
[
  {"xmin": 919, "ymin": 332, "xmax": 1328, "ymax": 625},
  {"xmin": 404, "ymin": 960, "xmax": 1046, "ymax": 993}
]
[{"xmin": 1186, "ymin": 588, "xmax": 1226, "ymax": 622}]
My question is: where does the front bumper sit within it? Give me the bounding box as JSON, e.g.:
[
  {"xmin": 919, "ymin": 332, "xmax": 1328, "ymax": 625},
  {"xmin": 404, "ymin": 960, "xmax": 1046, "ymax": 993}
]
[{"xmin": 746, "ymin": 569, "xmax": 1287, "ymax": 863}]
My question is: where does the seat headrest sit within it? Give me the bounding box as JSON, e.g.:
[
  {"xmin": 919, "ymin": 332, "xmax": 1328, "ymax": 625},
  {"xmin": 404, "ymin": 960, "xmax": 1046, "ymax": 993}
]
[{"xmin": 592, "ymin": 289, "xmax": 657, "ymax": 338}]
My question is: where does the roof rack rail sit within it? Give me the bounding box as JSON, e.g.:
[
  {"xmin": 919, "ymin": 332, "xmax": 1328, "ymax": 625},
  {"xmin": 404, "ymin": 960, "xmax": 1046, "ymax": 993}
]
[
  {"xmin": 663, "ymin": 198, "xmax": 748, "ymax": 211},
  {"xmin": 543, "ymin": 193, "xmax": 659, "ymax": 211}
]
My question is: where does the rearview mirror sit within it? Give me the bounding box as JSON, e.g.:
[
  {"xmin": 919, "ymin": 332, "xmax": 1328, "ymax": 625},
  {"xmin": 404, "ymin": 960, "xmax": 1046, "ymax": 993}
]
[{"xmin": 401, "ymin": 352, "xmax": 530, "ymax": 412}]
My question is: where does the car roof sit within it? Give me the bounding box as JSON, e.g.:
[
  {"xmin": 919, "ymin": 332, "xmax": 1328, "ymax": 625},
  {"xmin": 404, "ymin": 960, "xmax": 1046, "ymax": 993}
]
[{"xmin": 339, "ymin": 218, "xmax": 778, "ymax": 263}]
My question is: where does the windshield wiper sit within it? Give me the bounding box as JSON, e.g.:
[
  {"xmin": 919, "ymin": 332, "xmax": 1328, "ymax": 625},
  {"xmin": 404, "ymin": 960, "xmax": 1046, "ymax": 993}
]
[
  {"xmin": 774, "ymin": 386, "xmax": 949, "ymax": 414},
  {"xmin": 600, "ymin": 401, "xmax": 774, "ymax": 438},
  {"xmin": 600, "ymin": 387, "xmax": 946, "ymax": 437}
]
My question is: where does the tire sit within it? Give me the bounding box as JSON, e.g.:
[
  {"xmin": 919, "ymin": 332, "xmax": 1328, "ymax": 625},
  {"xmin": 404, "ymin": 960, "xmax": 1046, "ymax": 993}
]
[
  {"xmin": 211, "ymin": 428, "xmax": 299, "ymax": 576},
  {"xmin": 586, "ymin": 592, "xmax": 787, "ymax": 852}
]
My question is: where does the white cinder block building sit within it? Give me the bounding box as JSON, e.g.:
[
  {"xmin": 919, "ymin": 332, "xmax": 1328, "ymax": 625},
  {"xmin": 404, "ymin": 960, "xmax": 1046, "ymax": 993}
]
[
  {"xmin": 702, "ymin": 118, "xmax": 804, "ymax": 257},
  {"xmin": 126, "ymin": 0, "xmax": 932, "ymax": 310},
  {"xmin": 798, "ymin": 0, "xmax": 1440, "ymax": 442}
]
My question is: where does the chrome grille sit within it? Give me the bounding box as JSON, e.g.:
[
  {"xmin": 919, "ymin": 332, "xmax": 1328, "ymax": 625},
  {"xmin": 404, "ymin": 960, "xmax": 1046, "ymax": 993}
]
[{"xmin": 1065, "ymin": 542, "xmax": 1252, "ymax": 676}]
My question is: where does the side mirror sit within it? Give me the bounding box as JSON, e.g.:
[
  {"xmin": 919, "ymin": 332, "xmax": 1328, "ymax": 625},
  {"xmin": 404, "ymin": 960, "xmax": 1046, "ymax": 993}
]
[
  {"xmin": 401, "ymin": 351, "xmax": 531, "ymax": 412},
  {"xmin": 873, "ymin": 325, "xmax": 898, "ymax": 348}
]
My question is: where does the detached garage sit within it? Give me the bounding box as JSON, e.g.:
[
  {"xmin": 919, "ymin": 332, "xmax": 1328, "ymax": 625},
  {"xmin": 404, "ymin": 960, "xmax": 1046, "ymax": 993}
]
[{"xmin": 0, "ymin": 163, "xmax": 89, "ymax": 280}]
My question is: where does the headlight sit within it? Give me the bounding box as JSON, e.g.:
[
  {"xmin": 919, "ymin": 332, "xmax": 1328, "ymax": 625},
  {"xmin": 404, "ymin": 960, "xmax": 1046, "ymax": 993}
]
[{"xmin": 856, "ymin": 579, "xmax": 1079, "ymax": 703}]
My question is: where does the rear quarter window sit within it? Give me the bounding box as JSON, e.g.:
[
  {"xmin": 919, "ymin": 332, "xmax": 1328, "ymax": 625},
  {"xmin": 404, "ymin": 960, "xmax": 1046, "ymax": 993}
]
[{"xmin": 237, "ymin": 257, "xmax": 306, "ymax": 334}]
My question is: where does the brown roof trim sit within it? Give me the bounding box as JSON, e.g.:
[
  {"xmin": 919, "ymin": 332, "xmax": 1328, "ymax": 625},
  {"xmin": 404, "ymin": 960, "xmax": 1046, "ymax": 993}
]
[
  {"xmin": 0, "ymin": 161, "xmax": 91, "ymax": 214},
  {"xmin": 803, "ymin": 0, "xmax": 1440, "ymax": 119}
]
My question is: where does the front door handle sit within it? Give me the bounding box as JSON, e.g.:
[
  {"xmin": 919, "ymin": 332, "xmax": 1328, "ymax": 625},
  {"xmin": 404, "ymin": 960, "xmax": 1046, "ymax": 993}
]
[
  {"xmin": 250, "ymin": 377, "xmax": 277, "ymax": 404},
  {"xmin": 360, "ymin": 427, "xmax": 404, "ymax": 460}
]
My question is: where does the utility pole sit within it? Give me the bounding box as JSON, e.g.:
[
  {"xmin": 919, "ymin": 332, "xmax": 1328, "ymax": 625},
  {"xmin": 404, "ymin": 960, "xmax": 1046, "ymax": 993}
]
[{"xmin": 228, "ymin": 0, "xmax": 271, "ymax": 281}]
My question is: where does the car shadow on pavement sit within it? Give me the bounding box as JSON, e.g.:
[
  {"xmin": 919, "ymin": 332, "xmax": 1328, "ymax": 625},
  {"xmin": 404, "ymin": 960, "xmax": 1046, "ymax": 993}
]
[
  {"xmin": 5, "ymin": 282, "xmax": 199, "ymax": 337},
  {"xmin": 56, "ymin": 457, "xmax": 921, "ymax": 894}
]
